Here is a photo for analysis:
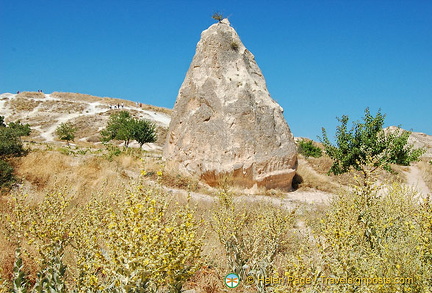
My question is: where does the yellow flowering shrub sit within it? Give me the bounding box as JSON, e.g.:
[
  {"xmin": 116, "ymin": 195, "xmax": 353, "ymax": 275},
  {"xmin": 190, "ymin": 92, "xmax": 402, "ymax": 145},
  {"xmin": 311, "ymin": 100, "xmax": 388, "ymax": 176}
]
[
  {"xmin": 0, "ymin": 268, "xmax": 6, "ymax": 293},
  {"xmin": 277, "ymin": 236, "xmax": 323, "ymax": 293},
  {"xmin": 3, "ymin": 190, "xmax": 73, "ymax": 291},
  {"xmin": 211, "ymin": 190, "xmax": 295, "ymax": 292},
  {"xmin": 5, "ymin": 190, "xmax": 73, "ymax": 264},
  {"xmin": 3, "ymin": 183, "xmax": 202, "ymax": 292},
  {"xmin": 418, "ymin": 195, "xmax": 432, "ymax": 285},
  {"xmin": 315, "ymin": 182, "xmax": 431, "ymax": 292},
  {"xmin": 73, "ymin": 184, "xmax": 203, "ymax": 292}
]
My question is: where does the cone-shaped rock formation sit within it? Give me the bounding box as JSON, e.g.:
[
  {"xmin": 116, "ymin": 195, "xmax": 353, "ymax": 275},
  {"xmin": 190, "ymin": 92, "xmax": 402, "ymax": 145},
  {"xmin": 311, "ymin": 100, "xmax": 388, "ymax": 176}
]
[{"xmin": 163, "ymin": 19, "xmax": 298, "ymax": 190}]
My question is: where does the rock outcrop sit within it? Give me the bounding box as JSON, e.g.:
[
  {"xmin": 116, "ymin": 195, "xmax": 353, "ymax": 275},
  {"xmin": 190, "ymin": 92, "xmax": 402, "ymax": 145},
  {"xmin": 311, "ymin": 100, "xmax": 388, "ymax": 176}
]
[{"xmin": 163, "ymin": 19, "xmax": 298, "ymax": 190}]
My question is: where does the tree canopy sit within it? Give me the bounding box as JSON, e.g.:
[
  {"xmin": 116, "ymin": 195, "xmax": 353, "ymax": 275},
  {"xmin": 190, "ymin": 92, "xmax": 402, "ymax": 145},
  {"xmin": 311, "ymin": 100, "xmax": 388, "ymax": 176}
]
[
  {"xmin": 320, "ymin": 108, "xmax": 424, "ymax": 176},
  {"xmin": 0, "ymin": 117, "xmax": 31, "ymax": 159},
  {"xmin": 132, "ymin": 119, "xmax": 157, "ymax": 148},
  {"xmin": 55, "ymin": 122, "xmax": 76, "ymax": 145},
  {"xmin": 101, "ymin": 111, "xmax": 157, "ymax": 148},
  {"xmin": 0, "ymin": 116, "xmax": 31, "ymax": 187}
]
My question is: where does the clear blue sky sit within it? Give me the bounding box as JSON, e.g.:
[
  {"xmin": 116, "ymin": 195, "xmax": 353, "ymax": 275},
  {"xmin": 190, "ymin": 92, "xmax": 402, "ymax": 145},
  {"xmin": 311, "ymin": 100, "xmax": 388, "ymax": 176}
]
[{"xmin": 1, "ymin": 0, "xmax": 431, "ymax": 139}]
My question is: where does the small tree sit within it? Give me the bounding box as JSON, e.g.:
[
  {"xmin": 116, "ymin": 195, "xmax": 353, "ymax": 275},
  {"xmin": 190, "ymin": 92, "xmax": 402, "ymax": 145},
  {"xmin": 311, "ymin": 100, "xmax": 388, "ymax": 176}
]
[
  {"xmin": 101, "ymin": 111, "xmax": 157, "ymax": 148},
  {"xmin": 0, "ymin": 159, "xmax": 14, "ymax": 188},
  {"xmin": 212, "ymin": 12, "xmax": 224, "ymax": 22},
  {"xmin": 0, "ymin": 116, "xmax": 31, "ymax": 188},
  {"xmin": 298, "ymin": 140, "xmax": 322, "ymax": 158},
  {"xmin": 0, "ymin": 117, "xmax": 31, "ymax": 158},
  {"xmin": 101, "ymin": 111, "xmax": 135, "ymax": 147},
  {"xmin": 55, "ymin": 122, "xmax": 76, "ymax": 145},
  {"xmin": 8, "ymin": 121, "xmax": 31, "ymax": 137},
  {"xmin": 0, "ymin": 127, "xmax": 26, "ymax": 158},
  {"xmin": 320, "ymin": 108, "xmax": 424, "ymax": 179},
  {"xmin": 132, "ymin": 119, "xmax": 157, "ymax": 148}
]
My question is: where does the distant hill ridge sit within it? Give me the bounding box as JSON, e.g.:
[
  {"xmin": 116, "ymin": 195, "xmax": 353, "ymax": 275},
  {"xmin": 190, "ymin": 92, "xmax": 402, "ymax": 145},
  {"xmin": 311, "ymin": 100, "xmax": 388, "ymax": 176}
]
[
  {"xmin": 0, "ymin": 91, "xmax": 171, "ymax": 149},
  {"xmin": 1, "ymin": 91, "xmax": 431, "ymax": 157}
]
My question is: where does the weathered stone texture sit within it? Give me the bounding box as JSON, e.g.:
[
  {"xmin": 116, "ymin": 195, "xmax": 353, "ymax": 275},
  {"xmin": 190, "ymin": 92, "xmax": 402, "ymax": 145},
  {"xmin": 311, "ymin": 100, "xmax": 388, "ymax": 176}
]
[{"xmin": 163, "ymin": 19, "xmax": 297, "ymax": 190}]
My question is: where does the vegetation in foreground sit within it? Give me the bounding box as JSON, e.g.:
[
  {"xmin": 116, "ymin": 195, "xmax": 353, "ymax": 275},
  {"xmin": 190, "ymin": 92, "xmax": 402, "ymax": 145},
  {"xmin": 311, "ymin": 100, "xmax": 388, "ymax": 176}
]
[
  {"xmin": 0, "ymin": 146, "xmax": 430, "ymax": 292},
  {"xmin": 0, "ymin": 108, "xmax": 430, "ymax": 292}
]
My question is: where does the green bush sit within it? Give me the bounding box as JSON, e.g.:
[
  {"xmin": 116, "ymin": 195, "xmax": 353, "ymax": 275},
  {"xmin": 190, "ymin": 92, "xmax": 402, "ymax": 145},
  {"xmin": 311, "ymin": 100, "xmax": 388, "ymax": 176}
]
[
  {"xmin": 320, "ymin": 108, "xmax": 424, "ymax": 176},
  {"xmin": 101, "ymin": 111, "xmax": 157, "ymax": 148},
  {"xmin": 298, "ymin": 140, "xmax": 322, "ymax": 158},
  {"xmin": 0, "ymin": 127, "xmax": 26, "ymax": 158},
  {"xmin": 0, "ymin": 160, "xmax": 15, "ymax": 188},
  {"xmin": 0, "ymin": 116, "xmax": 31, "ymax": 188},
  {"xmin": 132, "ymin": 119, "xmax": 157, "ymax": 148},
  {"xmin": 231, "ymin": 41, "xmax": 239, "ymax": 51},
  {"xmin": 103, "ymin": 144, "xmax": 122, "ymax": 161},
  {"xmin": 0, "ymin": 117, "xmax": 30, "ymax": 159},
  {"xmin": 55, "ymin": 122, "xmax": 76, "ymax": 145},
  {"xmin": 8, "ymin": 121, "xmax": 31, "ymax": 137}
]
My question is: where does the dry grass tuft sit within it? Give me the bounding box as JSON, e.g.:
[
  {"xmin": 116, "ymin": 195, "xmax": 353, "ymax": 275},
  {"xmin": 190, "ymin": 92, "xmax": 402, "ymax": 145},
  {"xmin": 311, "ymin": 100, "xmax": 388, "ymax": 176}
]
[
  {"xmin": 140, "ymin": 104, "xmax": 172, "ymax": 115},
  {"xmin": 8, "ymin": 97, "xmax": 41, "ymax": 112},
  {"xmin": 39, "ymin": 100, "xmax": 87, "ymax": 113},
  {"xmin": 16, "ymin": 92, "xmax": 45, "ymax": 99},
  {"xmin": 184, "ymin": 266, "xmax": 224, "ymax": 293},
  {"xmin": 51, "ymin": 92, "xmax": 172, "ymax": 115},
  {"xmin": 70, "ymin": 115, "xmax": 107, "ymax": 141},
  {"xmin": 159, "ymin": 172, "xmax": 200, "ymax": 191},
  {"xmin": 51, "ymin": 92, "xmax": 104, "ymax": 103},
  {"xmin": 418, "ymin": 158, "xmax": 432, "ymax": 191},
  {"xmin": 12, "ymin": 150, "xmax": 142, "ymax": 201},
  {"xmin": 295, "ymin": 154, "xmax": 407, "ymax": 193},
  {"xmin": 294, "ymin": 156, "xmax": 341, "ymax": 193},
  {"xmin": 304, "ymin": 155, "xmax": 333, "ymax": 174}
]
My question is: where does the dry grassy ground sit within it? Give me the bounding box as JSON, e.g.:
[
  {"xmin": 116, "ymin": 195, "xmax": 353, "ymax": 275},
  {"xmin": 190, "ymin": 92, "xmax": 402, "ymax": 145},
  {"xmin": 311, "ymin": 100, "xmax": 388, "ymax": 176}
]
[
  {"xmin": 294, "ymin": 154, "xmax": 407, "ymax": 194},
  {"xmin": 51, "ymin": 92, "xmax": 172, "ymax": 115},
  {"xmin": 1, "ymin": 92, "xmax": 431, "ymax": 291},
  {"xmin": 418, "ymin": 158, "xmax": 432, "ymax": 184},
  {"xmin": 1, "ymin": 141, "xmax": 430, "ymax": 292}
]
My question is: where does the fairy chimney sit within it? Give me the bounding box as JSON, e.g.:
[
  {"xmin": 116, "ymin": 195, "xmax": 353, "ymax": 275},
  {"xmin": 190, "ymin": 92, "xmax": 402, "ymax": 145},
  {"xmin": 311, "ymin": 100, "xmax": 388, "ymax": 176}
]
[{"xmin": 163, "ymin": 19, "xmax": 298, "ymax": 190}]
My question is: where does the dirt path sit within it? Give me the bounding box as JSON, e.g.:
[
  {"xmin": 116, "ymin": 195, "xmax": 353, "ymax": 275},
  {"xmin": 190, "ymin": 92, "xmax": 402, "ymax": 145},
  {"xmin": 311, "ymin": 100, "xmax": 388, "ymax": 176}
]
[
  {"xmin": 0, "ymin": 93, "xmax": 171, "ymax": 143},
  {"xmin": 404, "ymin": 165, "xmax": 431, "ymax": 196},
  {"xmin": 163, "ymin": 184, "xmax": 333, "ymax": 211}
]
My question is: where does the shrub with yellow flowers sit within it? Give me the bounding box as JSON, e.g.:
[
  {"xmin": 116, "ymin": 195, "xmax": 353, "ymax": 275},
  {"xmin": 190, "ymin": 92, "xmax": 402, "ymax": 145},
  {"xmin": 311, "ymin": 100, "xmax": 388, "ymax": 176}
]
[
  {"xmin": 276, "ymin": 170, "xmax": 432, "ymax": 293},
  {"xmin": 316, "ymin": 179, "xmax": 431, "ymax": 292},
  {"xmin": 0, "ymin": 266, "xmax": 9, "ymax": 293},
  {"xmin": 72, "ymin": 184, "xmax": 203, "ymax": 292},
  {"xmin": 4, "ymin": 190, "xmax": 73, "ymax": 292},
  {"xmin": 211, "ymin": 190, "xmax": 295, "ymax": 292},
  {"xmin": 418, "ymin": 194, "xmax": 432, "ymax": 288},
  {"xmin": 3, "ymin": 183, "xmax": 203, "ymax": 292}
]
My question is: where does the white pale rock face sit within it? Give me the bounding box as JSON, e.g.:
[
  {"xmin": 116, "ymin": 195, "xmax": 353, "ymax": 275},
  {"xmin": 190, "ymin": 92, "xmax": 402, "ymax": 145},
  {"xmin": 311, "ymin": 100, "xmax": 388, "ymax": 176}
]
[{"xmin": 163, "ymin": 19, "xmax": 298, "ymax": 190}]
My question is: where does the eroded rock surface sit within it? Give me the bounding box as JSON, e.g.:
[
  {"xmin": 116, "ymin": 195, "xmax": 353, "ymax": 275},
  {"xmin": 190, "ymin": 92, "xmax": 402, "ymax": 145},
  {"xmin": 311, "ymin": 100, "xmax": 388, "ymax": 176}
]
[{"xmin": 163, "ymin": 19, "xmax": 297, "ymax": 190}]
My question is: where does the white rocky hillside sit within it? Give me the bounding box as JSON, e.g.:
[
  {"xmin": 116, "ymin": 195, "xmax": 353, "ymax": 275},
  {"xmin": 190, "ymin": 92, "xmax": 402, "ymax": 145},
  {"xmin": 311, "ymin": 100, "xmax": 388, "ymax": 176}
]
[
  {"xmin": 385, "ymin": 126, "xmax": 432, "ymax": 159},
  {"xmin": 0, "ymin": 92, "xmax": 171, "ymax": 150}
]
